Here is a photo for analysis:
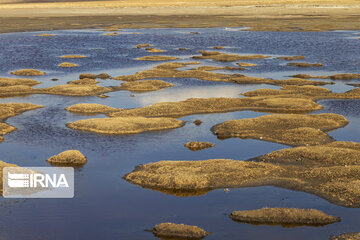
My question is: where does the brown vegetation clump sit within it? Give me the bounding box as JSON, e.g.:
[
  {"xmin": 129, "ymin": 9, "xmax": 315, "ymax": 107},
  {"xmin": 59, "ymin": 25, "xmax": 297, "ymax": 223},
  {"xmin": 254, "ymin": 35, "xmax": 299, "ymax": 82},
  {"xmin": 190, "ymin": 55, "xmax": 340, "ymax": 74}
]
[
  {"xmin": 330, "ymin": 232, "xmax": 360, "ymax": 240},
  {"xmin": 102, "ymin": 32, "xmax": 118, "ymax": 36},
  {"xmin": 0, "ymin": 103, "xmax": 43, "ymax": 119},
  {"xmin": 213, "ymin": 46, "xmax": 224, "ymax": 49},
  {"xmin": 277, "ymin": 56, "xmax": 305, "ymax": 60},
  {"xmin": 237, "ymin": 62, "xmax": 257, "ymax": 67},
  {"xmin": 79, "ymin": 73, "xmax": 110, "ymax": 79},
  {"xmin": 68, "ymin": 78, "xmax": 99, "ymax": 85},
  {"xmin": 229, "ymin": 208, "xmax": 340, "ymax": 226},
  {"xmin": 10, "ymin": 69, "xmax": 46, "ymax": 76},
  {"xmin": 36, "ymin": 34, "xmax": 55, "ymax": 37},
  {"xmin": 254, "ymin": 141, "xmax": 360, "ymax": 167},
  {"xmin": 194, "ymin": 119, "xmax": 202, "ymax": 125},
  {"xmin": 66, "ymin": 117, "xmax": 185, "ymax": 135},
  {"xmin": 108, "ymin": 97, "xmax": 323, "ymax": 118},
  {"xmin": 115, "ymin": 80, "xmax": 174, "ymax": 92},
  {"xmin": 136, "ymin": 44, "xmax": 151, "ymax": 48},
  {"xmin": 193, "ymin": 50, "xmax": 269, "ymax": 62},
  {"xmin": 112, "ymin": 62, "xmax": 329, "ymax": 86},
  {"xmin": 152, "ymin": 223, "xmax": 209, "ymax": 239},
  {"xmin": 242, "ymin": 85, "xmax": 360, "ymax": 100},
  {"xmin": 290, "ymin": 74, "xmax": 329, "ymax": 79},
  {"xmin": 185, "ymin": 141, "xmax": 215, "ymax": 151},
  {"xmin": 287, "ymin": 62, "xmax": 323, "ymax": 67},
  {"xmin": 47, "ymin": 150, "xmax": 87, "ymax": 166},
  {"xmin": 330, "ymin": 74, "xmax": 360, "ymax": 80},
  {"xmin": 136, "ymin": 55, "xmax": 179, "ymax": 61},
  {"xmin": 60, "ymin": 55, "xmax": 86, "ymax": 59},
  {"xmin": 178, "ymin": 48, "xmax": 188, "ymax": 51},
  {"xmin": 0, "ymin": 77, "xmax": 40, "ymax": 87},
  {"xmin": 0, "ymin": 103, "xmax": 43, "ymax": 142},
  {"xmin": 40, "ymin": 84, "xmax": 111, "ymax": 96},
  {"xmin": 211, "ymin": 113, "xmax": 348, "ymax": 146},
  {"xmin": 65, "ymin": 103, "xmax": 118, "ymax": 115},
  {"xmin": 146, "ymin": 48, "xmax": 165, "ymax": 53},
  {"xmin": 124, "ymin": 158, "xmax": 360, "ymax": 207},
  {"xmin": 58, "ymin": 62, "xmax": 79, "ymax": 68}
]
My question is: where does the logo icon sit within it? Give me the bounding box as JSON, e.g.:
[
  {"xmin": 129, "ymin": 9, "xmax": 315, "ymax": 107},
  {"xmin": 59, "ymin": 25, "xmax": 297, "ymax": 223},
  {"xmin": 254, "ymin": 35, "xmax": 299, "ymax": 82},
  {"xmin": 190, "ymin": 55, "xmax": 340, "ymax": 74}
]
[{"xmin": 3, "ymin": 167, "xmax": 74, "ymax": 198}]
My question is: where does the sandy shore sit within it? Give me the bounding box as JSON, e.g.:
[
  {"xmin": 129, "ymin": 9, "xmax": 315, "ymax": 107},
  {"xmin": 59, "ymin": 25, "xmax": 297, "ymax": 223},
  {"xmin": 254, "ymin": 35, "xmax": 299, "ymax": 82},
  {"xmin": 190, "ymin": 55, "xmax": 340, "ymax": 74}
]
[{"xmin": 0, "ymin": 0, "xmax": 359, "ymax": 33}]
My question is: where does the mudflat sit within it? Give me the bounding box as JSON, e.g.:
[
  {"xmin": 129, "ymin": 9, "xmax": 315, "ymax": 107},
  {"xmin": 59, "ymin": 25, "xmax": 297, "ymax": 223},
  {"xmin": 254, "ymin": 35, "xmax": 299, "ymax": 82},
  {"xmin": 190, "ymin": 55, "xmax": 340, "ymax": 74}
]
[{"xmin": 0, "ymin": 0, "xmax": 360, "ymax": 33}]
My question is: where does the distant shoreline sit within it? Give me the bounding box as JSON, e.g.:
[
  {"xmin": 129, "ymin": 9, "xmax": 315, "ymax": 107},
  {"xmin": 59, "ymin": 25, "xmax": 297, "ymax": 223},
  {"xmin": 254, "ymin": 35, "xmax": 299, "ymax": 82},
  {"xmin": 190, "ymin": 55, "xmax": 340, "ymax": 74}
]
[{"xmin": 0, "ymin": 1, "xmax": 359, "ymax": 33}]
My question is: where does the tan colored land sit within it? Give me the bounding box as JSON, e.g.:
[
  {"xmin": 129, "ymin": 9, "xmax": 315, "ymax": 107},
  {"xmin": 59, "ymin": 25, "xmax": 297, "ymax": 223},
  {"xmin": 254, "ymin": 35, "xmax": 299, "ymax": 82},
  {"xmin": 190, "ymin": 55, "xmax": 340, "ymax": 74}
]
[
  {"xmin": 330, "ymin": 232, "xmax": 360, "ymax": 240},
  {"xmin": 211, "ymin": 113, "xmax": 348, "ymax": 146},
  {"xmin": 47, "ymin": 150, "xmax": 87, "ymax": 166},
  {"xmin": 152, "ymin": 222, "xmax": 209, "ymax": 239},
  {"xmin": 0, "ymin": 0, "xmax": 359, "ymax": 33},
  {"xmin": 229, "ymin": 208, "xmax": 340, "ymax": 226}
]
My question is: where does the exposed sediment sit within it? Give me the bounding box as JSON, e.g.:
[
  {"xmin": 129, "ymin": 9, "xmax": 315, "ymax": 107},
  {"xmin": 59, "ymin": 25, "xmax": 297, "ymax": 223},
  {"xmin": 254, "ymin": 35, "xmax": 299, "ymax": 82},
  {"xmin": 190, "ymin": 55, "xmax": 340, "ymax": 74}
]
[
  {"xmin": 211, "ymin": 113, "xmax": 348, "ymax": 146},
  {"xmin": 152, "ymin": 223, "xmax": 209, "ymax": 239},
  {"xmin": 66, "ymin": 117, "xmax": 185, "ymax": 134},
  {"xmin": 229, "ymin": 208, "xmax": 340, "ymax": 226}
]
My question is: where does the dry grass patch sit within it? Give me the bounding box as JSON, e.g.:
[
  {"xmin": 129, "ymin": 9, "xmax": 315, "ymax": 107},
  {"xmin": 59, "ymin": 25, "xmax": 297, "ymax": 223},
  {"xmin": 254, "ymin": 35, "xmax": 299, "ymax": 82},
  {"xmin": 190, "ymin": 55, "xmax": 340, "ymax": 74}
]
[
  {"xmin": 237, "ymin": 62, "xmax": 257, "ymax": 67},
  {"xmin": 0, "ymin": 77, "xmax": 40, "ymax": 87},
  {"xmin": 152, "ymin": 223, "xmax": 209, "ymax": 239},
  {"xmin": 60, "ymin": 55, "xmax": 86, "ymax": 58},
  {"xmin": 193, "ymin": 50, "xmax": 269, "ymax": 62},
  {"xmin": 136, "ymin": 56, "xmax": 178, "ymax": 61},
  {"xmin": 47, "ymin": 150, "xmax": 87, "ymax": 166},
  {"xmin": 36, "ymin": 34, "xmax": 55, "ymax": 37},
  {"xmin": 79, "ymin": 73, "xmax": 110, "ymax": 79},
  {"xmin": 136, "ymin": 44, "xmax": 151, "ymax": 48},
  {"xmin": 107, "ymin": 97, "xmax": 323, "ymax": 118},
  {"xmin": 254, "ymin": 141, "xmax": 360, "ymax": 167},
  {"xmin": 68, "ymin": 78, "xmax": 99, "ymax": 85},
  {"xmin": 112, "ymin": 62, "xmax": 329, "ymax": 86},
  {"xmin": 330, "ymin": 232, "xmax": 360, "ymax": 240},
  {"xmin": 277, "ymin": 56, "xmax": 305, "ymax": 61},
  {"xmin": 146, "ymin": 48, "xmax": 164, "ymax": 53},
  {"xmin": 65, "ymin": 103, "xmax": 118, "ymax": 115},
  {"xmin": 10, "ymin": 69, "xmax": 46, "ymax": 76},
  {"xmin": 124, "ymin": 158, "xmax": 360, "ymax": 207},
  {"xmin": 211, "ymin": 113, "xmax": 348, "ymax": 146},
  {"xmin": 58, "ymin": 62, "xmax": 79, "ymax": 68},
  {"xmin": 230, "ymin": 208, "xmax": 340, "ymax": 226},
  {"xmin": 115, "ymin": 80, "xmax": 174, "ymax": 92},
  {"xmin": 185, "ymin": 141, "xmax": 215, "ymax": 151},
  {"xmin": 287, "ymin": 62, "xmax": 323, "ymax": 67},
  {"xmin": 102, "ymin": 32, "xmax": 118, "ymax": 36},
  {"xmin": 67, "ymin": 116, "xmax": 185, "ymax": 134}
]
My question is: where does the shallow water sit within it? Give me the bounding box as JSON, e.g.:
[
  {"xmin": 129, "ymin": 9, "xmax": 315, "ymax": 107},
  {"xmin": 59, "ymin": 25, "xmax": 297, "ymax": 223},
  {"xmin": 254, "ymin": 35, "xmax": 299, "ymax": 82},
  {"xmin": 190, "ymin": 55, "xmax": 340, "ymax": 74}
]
[{"xmin": 0, "ymin": 28, "xmax": 359, "ymax": 239}]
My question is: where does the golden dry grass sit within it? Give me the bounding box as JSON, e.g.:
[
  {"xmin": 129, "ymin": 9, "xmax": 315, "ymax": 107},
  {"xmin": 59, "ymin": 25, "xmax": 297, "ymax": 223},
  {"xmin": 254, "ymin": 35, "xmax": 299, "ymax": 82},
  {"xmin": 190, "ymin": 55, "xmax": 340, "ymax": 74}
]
[
  {"xmin": 67, "ymin": 78, "xmax": 99, "ymax": 85},
  {"xmin": 124, "ymin": 158, "xmax": 360, "ymax": 207},
  {"xmin": 193, "ymin": 51, "xmax": 269, "ymax": 62},
  {"xmin": 65, "ymin": 103, "xmax": 118, "ymax": 115},
  {"xmin": 230, "ymin": 208, "xmax": 340, "ymax": 226},
  {"xmin": 330, "ymin": 232, "xmax": 360, "ymax": 240},
  {"xmin": 112, "ymin": 62, "xmax": 329, "ymax": 86},
  {"xmin": 66, "ymin": 116, "xmax": 185, "ymax": 134},
  {"xmin": 0, "ymin": 103, "xmax": 43, "ymax": 119},
  {"xmin": 58, "ymin": 62, "xmax": 79, "ymax": 67},
  {"xmin": 254, "ymin": 141, "xmax": 360, "ymax": 167},
  {"xmin": 0, "ymin": 77, "xmax": 40, "ymax": 87},
  {"xmin": 211, "ymin": 113, "xmax": 348, "ymax": 146},
  {"xmin": 287, "ymin": 62, "xmax": 323, "ymax": 67},
  {"xmin": 277, "ymin": 56, "xmax": 305, "ymax": 61},
  {"xmin": 36, "ymin": 33, "xmax": 55, "ymax": 37},
  {"xmin": 47, "ymin": 150, "xmax": 87, "ymax": 165},
  {"xmin": 152, "ymin": 223, "xmax": 209, "ymax": 239},
  {"xmin": 60, "ymin": 55, "xmax": 86, "ymax": 58},
  {"xmin": 10, "ymin": 69, "xmax": 46, "ymax": 76},
  {"xmin": 136, "ymin": 56, "xmax": 178, "ymax": 61},
  {"xmin": 236, "ymin": 62, "xmax": 257, "ymax": 67},
  {"xmin": 184, "ymin": 141, "xmax": 215, "ymax": 151},
  {"xmin": 146, "ymin": 48, "xmax": 164, "ymax": 53},
  {"xmin": 116, "ymin": 80, "xmax": 174, "ymax": 92}
]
